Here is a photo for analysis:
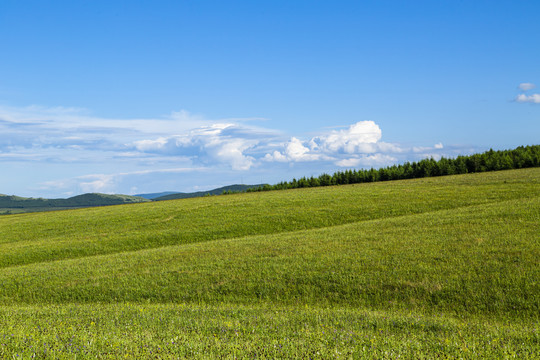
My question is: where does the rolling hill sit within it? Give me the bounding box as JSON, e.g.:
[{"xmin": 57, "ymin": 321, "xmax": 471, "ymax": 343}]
[
  {"xmin": 0, "ymin": 185, "xmax": 265, "ymax": 214},
  {"xmin": 0, "ymin": 192, "xmax": 150, "ymax": 214},
  {"xmin": 134, "ymin": 191, "xmax": 180, "ymax": 200},
  {"xmin": 150, "ymin": 184, "xmax": 266, "ymax": 201},
  {"xmin": 0, "ymin": 168, "xmax": 538, "ymax": 358}
]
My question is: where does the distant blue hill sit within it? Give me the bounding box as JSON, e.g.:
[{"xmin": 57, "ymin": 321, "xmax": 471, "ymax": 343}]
[
  {"xmin": 0, "ymin": 185, "xmax": 266, "ymax": 215},
  {"xmin": 0, "ymin": 193, "xmax": 150, "ymax": 214},
  {"xmin": 151, "ymin": 184, "xmax": 266, "ymax": 201},
  {"xmin": 134, "ymin": 191, "xmax": 179, "ymax": 200}
]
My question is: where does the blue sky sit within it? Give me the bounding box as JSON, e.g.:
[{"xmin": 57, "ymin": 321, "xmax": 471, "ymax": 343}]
[{"xmin": 1, "ymin": 0, "xmax": 538, "ymax": 198}]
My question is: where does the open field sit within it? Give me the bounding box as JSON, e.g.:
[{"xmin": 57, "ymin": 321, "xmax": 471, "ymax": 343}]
[
  {"xmin": 0, "ymin": 168, "xmax": 538, "ymax": 358},
  {"xmin": 1, "ymin": 304, "xmax": 537, "ymax": 359}
]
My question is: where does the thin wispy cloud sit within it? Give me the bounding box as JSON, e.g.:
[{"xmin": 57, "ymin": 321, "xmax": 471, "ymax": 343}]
[
  {"xmin": 518, "ymin": 83, "xmax": 536, "ymax": 91},
  {"xmin": 39, "ymin": 167, "xmax": 208, "ymax": 195},
  {"xmin": 335, "ymin": 154, "xmax": 398, "ymax": 167}
]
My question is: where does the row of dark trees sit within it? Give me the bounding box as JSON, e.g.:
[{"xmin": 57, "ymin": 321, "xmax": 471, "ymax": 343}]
[{"xmin": 245, "ymin": 145, "xmax": 540, "ymax": 192}]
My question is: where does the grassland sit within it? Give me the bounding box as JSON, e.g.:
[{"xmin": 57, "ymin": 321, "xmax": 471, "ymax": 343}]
[{"xmin": 0, "ymin": 168, "xmax": 538, "ymax": 358}]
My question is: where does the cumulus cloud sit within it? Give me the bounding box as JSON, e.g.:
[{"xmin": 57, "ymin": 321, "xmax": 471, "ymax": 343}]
[
  {"xmin": 264, "ymin": 121, "xmax": 405, "ymax": 167},
  {"xmin": 321, "ymin": 121, "xmax": 381, "ymax": 153},
  {"xmin": 519, "ymin": 83, "xmax": 536, "ymax": 91},
  {"xmin": 515, "ymin": 93, "xmax": 540, "ymax": 104},
  {"xmin": 279, "ymin": 137, "xmax": 322, "ymax": 162},
  {"xmin": 149, "ymin": 120, "xmax": 395, "ymax": 169},
  {"xmin": 0, "ymin": 105, "xmax": 443, "ymax": 174},
  {"xmin": 132, "ymin": 123, "xmax": 264, "ymax": 170},
  {"xmin": 211, "ymin": 138, "xmax": 255, "ymax": 170}
]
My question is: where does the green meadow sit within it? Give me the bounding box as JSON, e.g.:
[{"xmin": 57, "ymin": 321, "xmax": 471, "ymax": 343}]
[{"xmin": 0, "ymin": 168, "xmax": 539, "ymax": 358}]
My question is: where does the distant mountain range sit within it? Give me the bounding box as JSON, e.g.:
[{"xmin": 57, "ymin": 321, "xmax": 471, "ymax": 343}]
[
  {"xmin": 134, "ymin": 191, "xmax": 179, "ymax": 200},
  {"xmin": 138, "ymin": 184, "xmax": 265, "ymax": 201},
  {"xmin": 1, "ymin": 184, "xmax": 266, "ymax": 214},
  {"xmin": 0, "ymin": 193, "xmax": 150, "ymax": 214}
]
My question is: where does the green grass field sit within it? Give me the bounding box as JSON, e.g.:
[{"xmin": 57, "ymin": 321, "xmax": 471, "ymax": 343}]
[{"xmin": 0, "ymin": 169, "xmax": 538, "ymax": 358}]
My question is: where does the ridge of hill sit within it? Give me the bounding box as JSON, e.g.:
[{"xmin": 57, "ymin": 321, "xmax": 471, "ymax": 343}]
[
  {"xmin": 151, "ymin": 184, "xmax": 267, "ymax": 201},
  {"xmin": 0, "ymin": 185, "xmax": 266, "ymax": 214},
  {"xmin": 134, "ymin": 191, "xmax": 179, "ymax": 200},
  {"xmin": 0, "ymin": 192, "xmax": 149, "ymax": 214}
]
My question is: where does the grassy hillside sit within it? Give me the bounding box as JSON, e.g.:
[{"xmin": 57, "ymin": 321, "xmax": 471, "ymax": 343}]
[
  {"xmin": 1, "ymin": 169, "xmax": 537, "ymax": 269},
  {"xmin": 0, "ymin": 168, "xmax": 538, "ymax": 358}
]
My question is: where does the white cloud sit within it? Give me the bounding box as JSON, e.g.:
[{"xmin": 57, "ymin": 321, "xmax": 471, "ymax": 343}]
[
  {"xmin": 412, "ymin": 143, "xmax": 446, "ymax": 153},
  {"xmin": 134, "ymin": 137, "xmax": 170, "ymax": 152},
  {"xmin": 376, "ymin": 142, "xmax": 404, "ymax": 153},
  {"xmin": 335, "ymin": 158, "xmax": 362, "ymax": 167},
  {"xmin": 515, "ymin": 93, "xmax": 540, "ymax": 104},
  {"xmin": 132, "ymin": 123, "xmax": 263, "ymax": 170},
  {"xmin": 321, "ymin": 121, "xmax": 382, "ymax": 153},
  {"xmin": 361, "ymin": 154, "xmax": 398, "ymax": 166},
  {"xmin": 78, "ymin": 174, "xmax": 116, "ymax": 193},
  {"xmin": 0, "ymin": 105, "xmax": 213, "ymax": 161},
  {"xmin": 284, "ymin": 137, "xmax": 321, "ymax": 161},
  {"xmin": 336, "ymin": 154, "xmax": 397, "ymax": 167},
  {"xmin": 210, "ymin": 138, "xmax": 255, "ymax": 170},
  {"xmin": 0, "ymin": 105, "xmax": 274, "ymax": 171},
  {"xmin": 519, "ymin": 83, "xmax": 536, "ymax": 91},
  {"xmin": 264, "ymin": 121, "xmax": 405, "ymax": 167},
  {"xmin": 264, "ymin": 151, "xmax": 288, "ymax": 162},
  {"xmin": 515, "ymin": 83, "xmax": 540, "ymax": 104},
  {"xmin": 0, "ymin": 105, "xmax": 421, "ymax": 175},
  {"xmin": 40, "ymin": 167, "xmax": 207, "ymax": 195}
]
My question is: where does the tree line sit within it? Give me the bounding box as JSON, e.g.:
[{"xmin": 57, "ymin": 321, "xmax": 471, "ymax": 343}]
[{"xmin": 243, "ymin": 145, "xmax": 540, "ymax": 192}]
